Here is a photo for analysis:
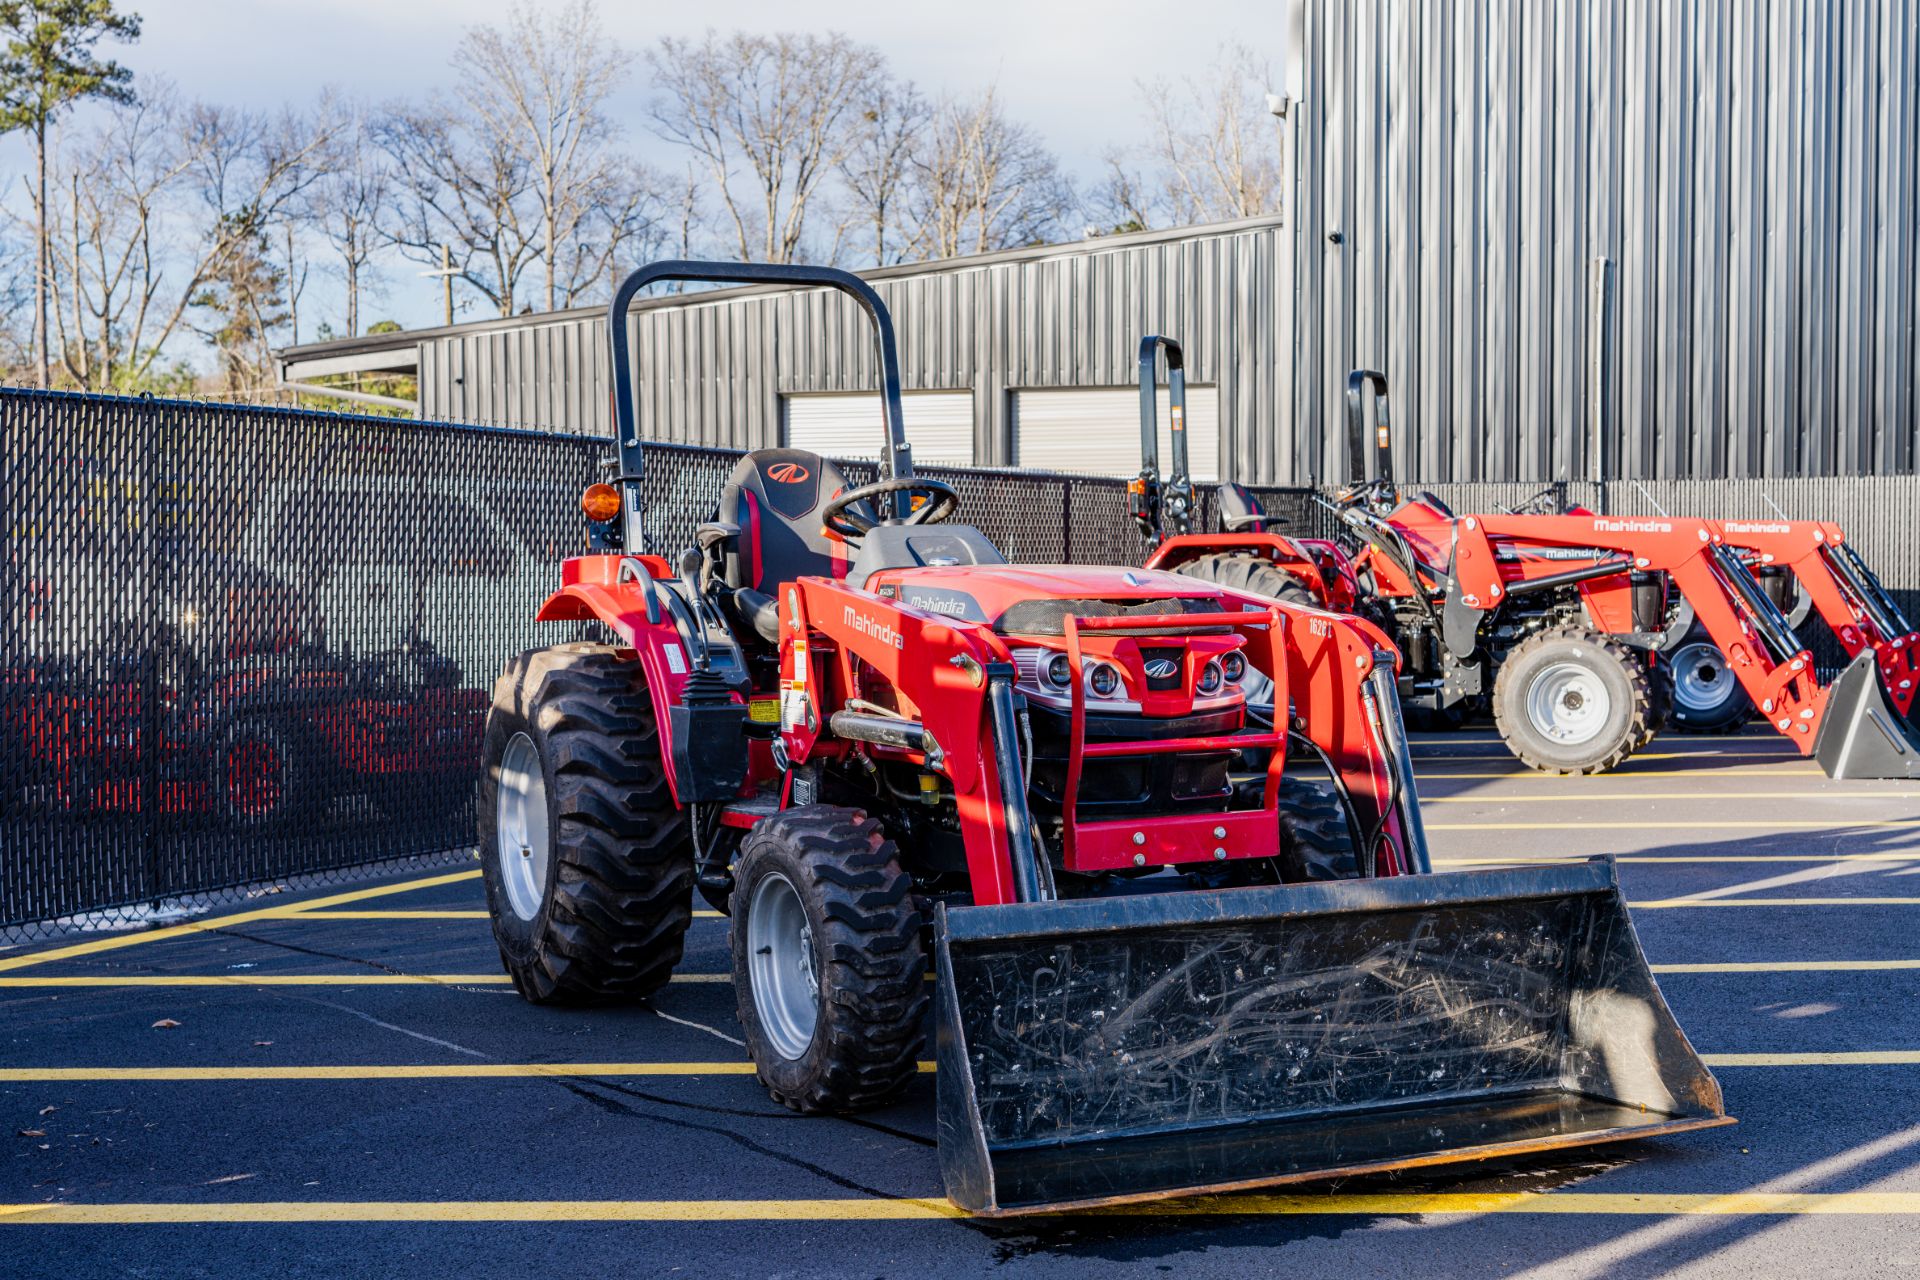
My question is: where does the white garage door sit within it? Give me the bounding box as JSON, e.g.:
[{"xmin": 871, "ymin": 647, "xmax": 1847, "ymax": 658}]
[
  {"xmin": 1010, "ymin": 386, "xmax": 1220, "ymax": 480},
  {"xmin": 782, "ymin": 391, "xmax": 975, "ymax": 466}
]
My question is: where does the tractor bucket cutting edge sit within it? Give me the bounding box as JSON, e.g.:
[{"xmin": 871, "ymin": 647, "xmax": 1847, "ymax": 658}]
[
  {"xmin": 1813, "ymin": 650, "xmax": 1920, "ymax": 780},
  {"xmin": 933, "ymin": 857, "xmax": 1731, "ymax": 1216}
]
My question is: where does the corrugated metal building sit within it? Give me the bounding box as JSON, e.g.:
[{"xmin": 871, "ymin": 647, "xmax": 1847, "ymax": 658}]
[{"xmin": 276, "ymin": 0, "xmax": 1920, "ymax": 485}]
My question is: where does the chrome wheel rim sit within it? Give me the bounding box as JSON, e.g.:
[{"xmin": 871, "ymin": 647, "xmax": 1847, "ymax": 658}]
[
  {"xmin": 496, "ymin": 732, "xmax": 550, "ymax": 922},
  {"xmin": 1525, "ymin": 660, "xmax": 1613, "ymax": 747},
  {"xmin": 747, "ymin": 872, "xmax": 818, "ymax": 1061},
  {"xmin": 1672, "ymin": 641, "xmax": 1737, "ymax": 714}
]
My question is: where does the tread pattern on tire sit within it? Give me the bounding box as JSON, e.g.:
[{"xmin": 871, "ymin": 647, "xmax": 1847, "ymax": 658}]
[
  {"xmin": 1172, "ymin": 552, "xmax": 1320, "ymax": 609},
  {"xmin": 732, "ymin": 806, "xmax": 927, "ymax": 1114},
  {"xmin": 1492, "ymin": 626, "xmax": 1656, "ymax": 776},
  {"xmin": 483, "ymin": 643, "xmax": 694, "ymax": 1004},
  {"xmin": 1277, "ymin": 775, "xmax": 1362, "ymax": 882}
]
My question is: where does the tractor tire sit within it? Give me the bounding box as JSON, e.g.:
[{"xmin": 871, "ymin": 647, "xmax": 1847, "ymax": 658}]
[
  {"xmin": 478, "ymin": 643, "xmax": 695, "ymax": 1005},
  {"xmin": 218, "ymin": 715, "xmax": 324, "ymax": 832},
  {"xmin": 1277, "ymin": 775, "xmax": 1363, "ymax": 882},
  {"xmin": 1492, "ymin": 627, "xmax": 1657, "ymax": 775},
  {"xmin": 1172, "ymin": 552, "xmax": 1321, "ymax": 610},
  {"xmin": 1171, "ymin": 553, "xmax": 1321, "ymax": 708},
  {"xmin": 730, "ymin": 805, "xmax": 928, "ymax": 1114},
  {"xmin": 1660, "ymin": 626, "xmax": 1755, "ymax": 735}
]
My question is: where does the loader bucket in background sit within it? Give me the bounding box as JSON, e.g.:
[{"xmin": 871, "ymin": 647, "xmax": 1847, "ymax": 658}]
[
  {"xmin": 1813, "ymin": 651, "xmax": 1920, "ymax": 780},
  {"xmin": 933, "ymin": 860, "xmax": 1731, "ymax": 1216}
]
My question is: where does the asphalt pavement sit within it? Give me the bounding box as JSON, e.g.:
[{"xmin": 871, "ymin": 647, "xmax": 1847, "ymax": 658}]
[{"xmin": 3, "ymin": 726, "xmax": 1918, "ymax": 1278}]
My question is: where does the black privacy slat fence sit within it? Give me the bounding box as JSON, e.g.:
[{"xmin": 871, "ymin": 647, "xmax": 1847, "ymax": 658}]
[
  {"xmin": 4, "ymin": 387, "xmax": 1917, "ymax": 937},
  {"xmin": 0, "ymin": 389, "xmax": 1312, "ymax": 936}
]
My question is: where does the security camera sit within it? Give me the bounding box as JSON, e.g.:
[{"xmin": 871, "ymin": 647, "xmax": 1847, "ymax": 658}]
[{"xmin": 1265, "ymin": 92, "xmax": 1289, "ymax": 119}]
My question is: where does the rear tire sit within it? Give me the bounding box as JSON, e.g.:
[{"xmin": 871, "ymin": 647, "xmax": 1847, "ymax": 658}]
[
  {"xmin": 730, "ymin": 806, "xmax": 927, "ymax": 1113},
  {"xmin": 217, "ymin": 716, "xmax": 323, "ymax": 832},
  {"xmin": 1661, "ymin": 627, "xmax": 1754, "ymax": 735},
  {"xmin": 478, "ymin": 644, "xmax": 695, "ymax": 1004},
  {"xmin": 1493, "ymin": 627, "xmax": 1655, "ymax": 775}
]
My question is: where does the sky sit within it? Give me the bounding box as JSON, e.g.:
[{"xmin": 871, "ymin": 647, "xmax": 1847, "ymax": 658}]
[{"xmin": 5, "ymin": 0, "xmax": 1286, "ymax": 342}]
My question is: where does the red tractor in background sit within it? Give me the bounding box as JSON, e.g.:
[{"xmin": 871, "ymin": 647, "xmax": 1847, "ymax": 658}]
[
  {"xmin": 1327, "ymin": 371, "xmax": 1920, "ymax": 778},
  {"xmin": 1127, "ymin": 335, "xmax": 1360, "ymax": 615},
  {"xmin": 473, "ymin": 260, "xmax": 1726, "ymax": 1215}
]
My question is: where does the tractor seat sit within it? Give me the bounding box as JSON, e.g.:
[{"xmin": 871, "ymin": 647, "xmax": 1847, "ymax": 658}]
[
  {"xmin": 714, "ymin": 448, "xmax": 872, "ymax": 642},
  {"xmin": 1216, "ymin": 483, "xmax": 1288, "ymax": 533}
]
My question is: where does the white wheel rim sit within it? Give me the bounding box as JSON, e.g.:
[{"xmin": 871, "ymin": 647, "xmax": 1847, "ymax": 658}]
[
  {"xmin": 1525, "ymin": 660, "xmax": 1613, "ymax": 747},
  {"xmin": 1672, "ymin": 641, "xmax": 1737, "ymax": 714},
  {"xmin": 496, "ymin": 732, "xmax": 550, "ymax": 922},
  {"xmin": 747, "ymin": 872, "xmax": 818, "ymax": 1061}
]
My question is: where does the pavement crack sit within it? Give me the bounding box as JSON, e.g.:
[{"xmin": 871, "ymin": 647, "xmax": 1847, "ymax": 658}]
[
  {"xmin": 553, "ymin": 1078, "xmax": 907, "ymax": 1201},
  {"xmin": 205, "ymin": 927, "xmax": 424, "ymax": 978}
]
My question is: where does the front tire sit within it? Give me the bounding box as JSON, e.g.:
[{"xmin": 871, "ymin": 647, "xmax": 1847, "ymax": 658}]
[
  {"xmin": 478, "ymin": 644, "xmax": 695, "ymax": 1004},
  {"xmin": 1661, "ymin": 628, "xmax": 1754, "ymax": 735},
  {"xmin": 1492, "ymin": 627, "xmax": 1655, "ymax": 774},
  {"xmin": 730, "ymin": 806, "xmax": 927, "ymax": 1113}
]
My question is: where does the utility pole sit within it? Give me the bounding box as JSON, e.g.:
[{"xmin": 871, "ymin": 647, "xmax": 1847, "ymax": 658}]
[{"xmin": 419, "ymin": 243, "xmax": 459, "ymax": 327}]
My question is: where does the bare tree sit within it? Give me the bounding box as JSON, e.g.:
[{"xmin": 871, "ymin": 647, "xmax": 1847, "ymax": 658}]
[
  {"xmin": 836, "ymin": 75, "xmax": 927, "ymax": 266},
  {"xmin": 1134, "ymin": 44, "xmax": 1285, "ymax": 225},
  {"xmin": 380, "ymin": 1, "xmax": 662, "ymax": 317},
  {"xmin": 40, "ymin": 83, "xmax": 329, "ymax": 391},
  {"xmin": 1084, "ymin": 148, "xmax": 1155, "ymax": 236},
  {"xmin": 453, "ymin": 0, "xmax": 660, "ymax": 311},
  {"xmin": 911, "ymin": 88, "xmax": 1068, "ymax": 260},
  {"xmin": 648, "ymin": 30, "xmax": 884, "ymax": 264},
  {"xmin": 307, "ymin": 95, "xmax": 388, "ymax": 339}
]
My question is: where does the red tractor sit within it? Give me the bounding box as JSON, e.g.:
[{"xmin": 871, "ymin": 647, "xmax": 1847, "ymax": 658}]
[
  {"xmin": 1327, "ymin": 372, "xmax": 1920, "ymax": 778},
  {"xmin": 1632, "ymin": 516, "xmax": 1918, "ymax": 738},
  {"xmin": 1128, "ymin": 335, "xmax": 1361, "ymax": 615},
  {"xmin": 475, "ymin": 261, "xmax": 1726, "ymax": 1215}
]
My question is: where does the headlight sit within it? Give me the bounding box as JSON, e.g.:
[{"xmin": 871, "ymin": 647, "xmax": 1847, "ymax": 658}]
[
  {"xmin": 1045, "ymin": 653, "xmax": 1074, "ymax": 689},
  {"xmin": 1087, "ymin": 663, "xmax": 1121, "ymax": 698},
  {"xmin": 1197, "ymin": 659, "xmax": 1224, "ymax": 695},
  {"xmin": 1220, "ymin": 651, "xmax": 1246, "ymax": 683}
]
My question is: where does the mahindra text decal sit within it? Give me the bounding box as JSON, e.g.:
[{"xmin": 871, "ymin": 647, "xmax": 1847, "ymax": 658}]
[
  {"xmin": 767, "ymin": 462, "xmax": 811, "ymax": 483},
  {"xmin": 843, "ymin": 605, "xmax": 905, "ymax": 649},
  {"xmin": 1723, "ymin": 522, "xmax": 1793, "ymax": 535},
  {"xmin": 906, "ymin": 594, "xmax": 970, "ymax": 617},
  {"xmin": 1592, "ymin": 519, "xmax": 1672, "ymax": 533}
]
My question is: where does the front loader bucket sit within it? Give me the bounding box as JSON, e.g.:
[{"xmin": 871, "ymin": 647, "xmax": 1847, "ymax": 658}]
[
  {"xmin": 933, "ymin": 860, "xmax": 1730, "ymax": 1216},
  {"xmin": 1813, "ymin": 651, "xmax": 1920, "ymax": 780}
]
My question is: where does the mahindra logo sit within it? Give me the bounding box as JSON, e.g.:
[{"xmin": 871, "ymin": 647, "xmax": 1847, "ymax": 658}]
[
  {"xmin": 1144, "ymin": 659, "xmax": 1179, "ymax": 680},
  {"xmin": 767, "ymin": 462, "xmax": 810, "ymax": 483}
]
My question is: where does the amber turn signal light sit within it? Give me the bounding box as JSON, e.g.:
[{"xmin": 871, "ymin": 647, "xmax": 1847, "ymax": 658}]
[{"xmin": 580, "ymin": 482, "xmax": 622, "ymax": 523}]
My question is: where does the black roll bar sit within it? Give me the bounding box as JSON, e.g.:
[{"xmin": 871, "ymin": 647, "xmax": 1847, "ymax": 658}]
[
  {"xmin": 1345, "ymin": 369, "xmax": 1393, "ymax": 492},
  {"xmin": 606, "ymin": 260, "xmax": 912, "ymax": 544},
  {"xmin": 1136, "ymin": 335, "xmax": 1194, "ymax": 538}
]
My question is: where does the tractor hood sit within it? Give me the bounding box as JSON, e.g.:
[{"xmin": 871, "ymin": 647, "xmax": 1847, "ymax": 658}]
[{"xmin": 865, "ymin": 564, "xmax": 1229, "ymax": 632}]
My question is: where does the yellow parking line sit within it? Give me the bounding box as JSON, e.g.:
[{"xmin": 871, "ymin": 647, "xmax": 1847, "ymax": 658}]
[
  {"xmin": 0, "ymin": 1063, "xmax": 775, "ymax": 1082},
  {"xmin": 1631, "ymin": 898, "xmax": 1920, "ymax": 908},
  {"xmin": 3, "ymin": 1052, "xmax": 1909, "ymax": 1083},
  {"xmin": 1430, "ymin": 819, "xmax": 1920, "ymax": 830},
  {"xmin": 1416, "ymin": 769, "xmax": 1828, "ymax": 779},
  {"xmin": 1426, "ymin": 791, "xmax": 1916, "ymax": 802},
  {"xmin": 0, "ymin": 872, "xmax": 484, "ymax": 975},
  {"xmin": 283, "ymin": 910, "xmax": 726, "ymax": 921},
  {"xmin": 0, "ymin": 973, "xmax": 731, "ymax": 988},
  {"xmin": 1653, "ymin": 960, "xmax": 1920, "ymax": 973},
  {"xmin": 1705, "ymin": 1052, "xmax": 1920, "ymax": 1066},
  {"xmin": 5, "ymin": 1192, "xmax": 1920, "ymax": 1223},
  {"xmin": 1437, "ymin": 854, "xmax": 1920, "ymax": 864}
]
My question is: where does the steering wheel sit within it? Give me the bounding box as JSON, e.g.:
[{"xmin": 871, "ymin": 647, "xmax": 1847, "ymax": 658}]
[{"xmin": 822, "ymin": 477, "xmax": 960, "ymax": 538}]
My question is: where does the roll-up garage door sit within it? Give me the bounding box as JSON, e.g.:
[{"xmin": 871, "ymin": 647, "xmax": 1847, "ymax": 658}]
[
  {"xmin": 1010, "ymin": 386, "xmax": 1219, "ymax": 479},
  {"xmin": 781, "ymin": 391, "xmax": 975, "ymax": 466}
]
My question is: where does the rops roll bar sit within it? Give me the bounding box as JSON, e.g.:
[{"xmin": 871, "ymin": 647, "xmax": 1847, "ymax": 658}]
[
  {"xmin": 606, "ymin": 260, "xmax": 913, "ymax": 546},
  {"xmin": 1135, "ymin": 335, "xmax": 1194, "ymax": 538}
]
